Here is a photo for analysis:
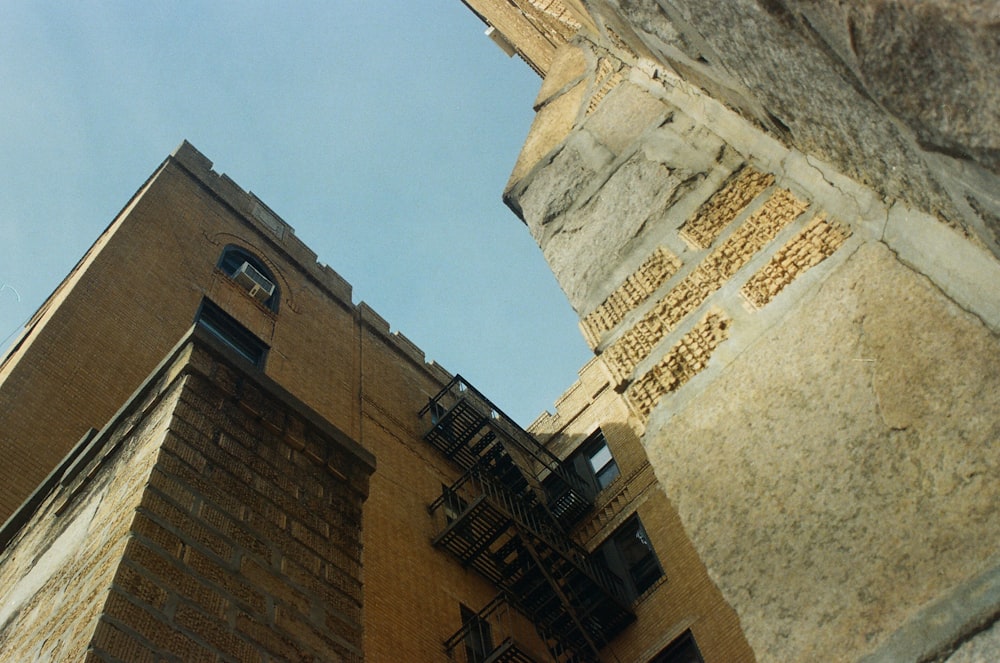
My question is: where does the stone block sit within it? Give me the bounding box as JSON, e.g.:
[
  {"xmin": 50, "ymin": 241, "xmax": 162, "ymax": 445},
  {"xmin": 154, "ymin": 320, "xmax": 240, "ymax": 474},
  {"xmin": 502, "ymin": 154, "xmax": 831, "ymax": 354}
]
[
  {"xmin": 646, "ymin": 241, "xmax": 1000, "ymax": 662},
  {"xmin": 506, "ymin": 79, "xmax": 587, "ymax": 191},
  {"xmin": 584, "ymin": 80, "xmax": 671, "ymax": 156},
  {"xmin": 535, "ymin": 41, "xmax": 588, "ymax": 109},
  {"xmin": 514, "ymin": 130, "xmax": 615, "ymax": 240},
  {"xmin": 542, "ymin": 152, "xmax": 706, "ymax": 312}
]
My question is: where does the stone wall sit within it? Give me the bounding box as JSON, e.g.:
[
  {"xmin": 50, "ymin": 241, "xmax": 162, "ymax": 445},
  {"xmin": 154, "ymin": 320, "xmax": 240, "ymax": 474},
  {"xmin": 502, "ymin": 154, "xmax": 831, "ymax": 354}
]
[
  {"xmin": 506, "ymin": 37, "xmax": 1000, "ymax": 661},
  {"xmin": 0, "ymin": 331, "xmax": 375, "ymax": 661},
  {"xmin": 470, "ymin": 0, "xmax": 1000, "ymax": 259},
  {"xmin": 595, "ymin": 0, "xmax": 1000, "ymax": 253}
]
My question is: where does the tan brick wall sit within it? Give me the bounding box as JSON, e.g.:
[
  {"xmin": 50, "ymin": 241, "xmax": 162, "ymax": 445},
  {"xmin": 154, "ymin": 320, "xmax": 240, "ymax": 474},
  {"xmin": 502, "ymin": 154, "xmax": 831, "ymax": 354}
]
[
  {"xmin": 0, "ymin": 336, "xmax": 376, "ymax": 662},
  {"xmin": 0, "ymin": 387, "xmax": 169, "ymax": 661},
  {"xmin": 581, "ymin": 246, "xmax": 683, "ymax": 348},
  {"xmin": 0, "ymin": 150, "xmax": 365, "ymax": 520},
  {"xmin": 679, "ymin": 167, "xmax": 776, "ymax": 250},
  {"xmin": 461, "ymin": 0, "xmax": 585, "ymax": 75},
  {"xmin": 0, "ymin": 145, "xmax": 545, "ymax": 662},
  {"xmin": 625, "ymin": 310, "xmax": 731, "ymax": 419},
  {"xmin": 356, "ymin": 324, "xmax": 550, "ymax": 661},
  {"xmin": 740, "ymin": 215, "xmax": 851, "ymax": 309}
]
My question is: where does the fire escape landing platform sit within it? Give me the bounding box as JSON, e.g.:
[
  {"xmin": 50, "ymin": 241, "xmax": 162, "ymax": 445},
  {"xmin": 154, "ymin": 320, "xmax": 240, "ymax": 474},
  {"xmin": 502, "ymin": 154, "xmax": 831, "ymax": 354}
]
[{"xmin": 420, "ymin": 376, "xmax": 635, "ymax": 662}]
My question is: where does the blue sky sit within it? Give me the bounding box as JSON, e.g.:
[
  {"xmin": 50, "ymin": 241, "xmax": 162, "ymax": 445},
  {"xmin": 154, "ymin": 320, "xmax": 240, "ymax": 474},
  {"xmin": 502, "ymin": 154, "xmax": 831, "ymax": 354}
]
[{"xmin": 0, "ymin": 2, "xmax": 591, "ymax": 425}]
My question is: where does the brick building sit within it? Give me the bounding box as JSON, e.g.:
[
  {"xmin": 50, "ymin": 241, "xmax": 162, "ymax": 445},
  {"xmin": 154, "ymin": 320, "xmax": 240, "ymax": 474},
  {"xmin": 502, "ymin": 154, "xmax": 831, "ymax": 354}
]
[{"xmin": 0, "ymin": 142, "xmax": 752, "ymax": 661}]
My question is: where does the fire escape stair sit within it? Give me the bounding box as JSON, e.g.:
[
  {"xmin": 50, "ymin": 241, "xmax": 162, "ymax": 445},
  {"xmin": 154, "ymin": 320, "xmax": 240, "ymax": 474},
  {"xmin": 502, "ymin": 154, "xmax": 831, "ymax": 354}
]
[{"xmin": 422, "ymin": 377, "xmax": 636, "ymax": 663}]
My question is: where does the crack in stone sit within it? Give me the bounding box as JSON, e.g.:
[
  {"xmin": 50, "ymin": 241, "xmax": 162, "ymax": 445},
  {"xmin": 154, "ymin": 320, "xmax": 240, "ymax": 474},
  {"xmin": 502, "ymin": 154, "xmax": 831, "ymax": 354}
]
[{"xmin": 878, "ymin": 239, "xmax": 999, "ymax": 339}]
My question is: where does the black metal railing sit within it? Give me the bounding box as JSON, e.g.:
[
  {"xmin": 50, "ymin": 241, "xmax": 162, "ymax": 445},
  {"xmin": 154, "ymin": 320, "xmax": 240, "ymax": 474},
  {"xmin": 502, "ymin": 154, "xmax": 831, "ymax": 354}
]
[
  {"xmin": 420, "ymin": 375, "xmax": 592, "ymax": 531},
  {"xmin": 445, "ymin": 594, "xmax": 542, "ymax": 663},
  {"xmin": 422, "ymin": 377, "xmax": 637, "ymax": 661}
]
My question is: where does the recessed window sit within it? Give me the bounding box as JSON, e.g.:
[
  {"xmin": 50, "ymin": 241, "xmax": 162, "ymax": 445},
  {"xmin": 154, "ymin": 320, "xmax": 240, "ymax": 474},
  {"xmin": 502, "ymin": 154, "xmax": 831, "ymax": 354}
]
[
  {"xmin": 598, "ymin": 514, "xmax": 663, "ymax": 601},
  {"xmin": 568, "ymin": 428, "xmax": 620, "ymax": 498},
  {"xmin": 649, "ymin": 630, "xmax": 704, "ymax": 663},
  {"xmin": 586, "ymin": 430, "xmax": 620, "ymax": 490},
  {"xmin": 218, "ymin": 245, "xmax": 279, "ymax": 311},
  {"xmin": 441, "ymin": 484, "xmax": 467, "ymax": 524},
  {"xmin": 195, "ymin": 299, "xmax": 268, "ymax": 368},
  {"xmin": 460, "ymin": 604, "xmax": 493, "ymax": 663}
]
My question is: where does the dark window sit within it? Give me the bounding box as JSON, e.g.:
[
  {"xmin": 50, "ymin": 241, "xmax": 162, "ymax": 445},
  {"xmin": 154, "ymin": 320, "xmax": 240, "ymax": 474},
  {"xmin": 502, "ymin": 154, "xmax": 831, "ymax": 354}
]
[
  {"xmin": 218, "ymin": 245, "xmax": 279, "ymax": 311},
  {"xmin": 460, "ymin": 604, "xmax": 493, "ymax": 663},
  {"xmin": 195, "ymin": 299, "xmax": 268, "ymax": 367},
  {"xmin": 598, "ymin": 514, "xmax": 663, "ymax": 601},
  {"xmin": 429, "ymin": 399, "xmax": 447, "ymax": 424},
  {"xmin": 649, "ymin": 630, "xmax": 704, "ymax": 663},
  {"xmin": 567, "ymin": 429, "xmax": 620, "ymax": 498},
  {"xmin": 442, "ymin": 485, "xmax": 467, "ymax": 525}
]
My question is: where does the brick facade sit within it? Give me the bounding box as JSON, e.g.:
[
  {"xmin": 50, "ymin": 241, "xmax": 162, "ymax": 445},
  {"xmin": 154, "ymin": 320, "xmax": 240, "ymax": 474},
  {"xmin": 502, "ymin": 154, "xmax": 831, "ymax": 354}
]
[
  {"xmin": 0, "ymin": 145, "xmax": 559, "ymax": 661},
  {"xmin": 0, "ymin": 332, "xmax": 374, "ymax": 661}
]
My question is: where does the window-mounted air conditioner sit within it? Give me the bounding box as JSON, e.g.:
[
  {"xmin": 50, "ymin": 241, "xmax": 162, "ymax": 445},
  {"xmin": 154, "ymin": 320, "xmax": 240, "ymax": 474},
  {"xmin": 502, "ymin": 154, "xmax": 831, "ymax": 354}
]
[{"xmin": 233, "ymin": 261, "xmax": 275, "ymax": 303}]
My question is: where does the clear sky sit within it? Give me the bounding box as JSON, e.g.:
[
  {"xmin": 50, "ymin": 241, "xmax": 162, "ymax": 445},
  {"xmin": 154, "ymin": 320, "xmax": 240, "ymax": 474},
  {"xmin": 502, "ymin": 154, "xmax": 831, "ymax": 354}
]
[{"xmin": 0, "ymin": 2, "xmax": 592, "ymax": 426}]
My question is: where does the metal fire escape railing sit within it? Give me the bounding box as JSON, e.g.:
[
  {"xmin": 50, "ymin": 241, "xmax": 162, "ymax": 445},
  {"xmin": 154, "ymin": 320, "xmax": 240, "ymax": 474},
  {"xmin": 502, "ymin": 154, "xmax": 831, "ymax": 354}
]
[
  {"xmin": 419, "ymin": 376, "xmax": 593, "ymax": 529},
  {"xmin": 444, "ymin": 594, "xmax": 540, "ymax": 663},
  {"xmin": 420, "ymin": 376, "xmax": 635, "ymax": 662}
]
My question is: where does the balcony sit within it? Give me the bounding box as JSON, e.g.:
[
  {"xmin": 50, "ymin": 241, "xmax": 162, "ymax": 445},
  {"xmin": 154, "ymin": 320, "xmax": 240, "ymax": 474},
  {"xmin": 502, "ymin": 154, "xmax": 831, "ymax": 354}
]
[
  {"xmin": 445, "ymin": 595, "xmax": 543, "ymax": 663},
  {"xmin": 422, "ymin": 377, "xmax": 635, "ymax": 662},
  {"xmin": 420, "ymin": 376, "xmax": 592, "ymax": 531}
]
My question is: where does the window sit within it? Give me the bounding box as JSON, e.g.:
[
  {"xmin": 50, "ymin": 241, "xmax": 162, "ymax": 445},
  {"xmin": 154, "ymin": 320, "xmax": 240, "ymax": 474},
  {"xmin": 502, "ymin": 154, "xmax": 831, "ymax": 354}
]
[
  {"xmin": 567, "ymin": 429, "xmax": 620, "ymax": 498},
  {"xmin": 429, "ymin": 399, "xmax": 447, "ymax": 424},
  {"xmin": 649, "ymin": 630, "xmax": 704, "ymax": 663},
  {"xmin": 598, "ymin": 514, "xmax": 663, "ymax": 601},
  {"xmin": 585, "ymin": 430, "xmax": 620, "ymax": 490},
  {"xmin": 442, "ymin": 485, "xmax": 467, "ymax": 524},
  {"xmin": 195, "ymin": 299, "xmax": 268, "ymax": 367},
  {"xmin": 460, "ymin": 604, "xmax": 493, "ymax": 663},
  {"xmin": 218, "ymin": 245, "xmax": 279, "ymax": 311}
]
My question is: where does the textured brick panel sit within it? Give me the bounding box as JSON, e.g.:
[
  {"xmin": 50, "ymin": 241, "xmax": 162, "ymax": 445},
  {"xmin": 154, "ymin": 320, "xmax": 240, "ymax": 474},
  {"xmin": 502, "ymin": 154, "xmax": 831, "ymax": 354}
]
[
  {"xmin": 679, "ymin": 166, "xmax": 776, "ymax": 249},
  {"xmin": 603, "ymin": 189, "xmax": 808, "ymax": 382},
  {"xmin": 741, "ymin": 216, "xmax": 852, "ymax": 309},
  {"xmin": 521, "ymin": 0, "xmax": 581, "ymax": 40},
  {"xmin": 582, "ymin": 247, "xmax": 683, "ymax": 347},
  {"xmin": 587, "ymin": 58, "xmax": 626, "ymax": 115},
  {"xmin": 625, "ymin": 310, "xmax": 731, "ymax": 418}
]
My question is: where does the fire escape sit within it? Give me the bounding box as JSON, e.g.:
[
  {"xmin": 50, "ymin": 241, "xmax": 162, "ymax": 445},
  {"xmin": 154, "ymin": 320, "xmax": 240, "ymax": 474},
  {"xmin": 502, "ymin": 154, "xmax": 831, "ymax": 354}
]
[{"xmin": 420, "ymin": 376, "xmax": 635, "ymax": 662}]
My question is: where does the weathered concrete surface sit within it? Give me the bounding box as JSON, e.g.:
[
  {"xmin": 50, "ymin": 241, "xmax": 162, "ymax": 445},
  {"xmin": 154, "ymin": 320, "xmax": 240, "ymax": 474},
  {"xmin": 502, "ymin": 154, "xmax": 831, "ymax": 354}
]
[
  {"xmin": 644, "ymin": 241, "xmax": 1000, "ymax": 661},
  {"xmin": 596, "ymin": 0, "xmax": 1000, "ymax": 256},
  {"xmin": 533, "ymin": 149, "xmax": 702, "ymax": 311},
  {"xmin": 945, "ymin": 618, "xmax": 1000, "ymax": 663},
  {"xmin": 512, "ymin": 80, "xmax": 729, "ymax": 313},
  {"xmin": 849, "ymin": 1, "xmax": 1000, "ymax": 172},
  {"xmin": 859, "ymin": 559, "xmax": 1000, "ymax": 663}
]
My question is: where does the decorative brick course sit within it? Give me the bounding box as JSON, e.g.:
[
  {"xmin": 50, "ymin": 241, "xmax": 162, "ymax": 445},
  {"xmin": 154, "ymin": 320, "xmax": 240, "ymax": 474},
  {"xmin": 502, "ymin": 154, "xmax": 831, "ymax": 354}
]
[
  {"xmin": 679, "ymin": 166, "xmax": 776, "ymax": 249},
  {"xmin": 741, "ymin": 215, "xmax": 852, "ymax": 309},
  {"xmin": 625, "ymin": 310, "xmax": 732, "ymax": 418},
  {"xmin": 603, "ymin": 188, "xmax": 808, "ymax": 382},
  {"xmin": 582, "ymin": 246, "xmax": 683, "ymax": 348},
  {"xmin": 587, "ymin": 57, "xmax": 625, "ymax": 114}
]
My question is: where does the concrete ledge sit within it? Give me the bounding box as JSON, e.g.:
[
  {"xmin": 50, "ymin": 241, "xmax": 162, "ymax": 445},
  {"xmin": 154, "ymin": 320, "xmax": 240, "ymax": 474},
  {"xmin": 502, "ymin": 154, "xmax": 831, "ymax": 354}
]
[
  {"xmin": 884, "ymin": 203, "xmax": 1000, "ymax": 333},
  {"xmin": 860, "ymin": 558, "xmax": 1000, "ymax": 663}
]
